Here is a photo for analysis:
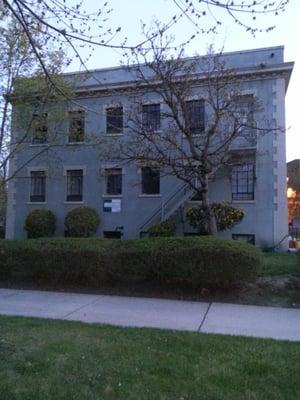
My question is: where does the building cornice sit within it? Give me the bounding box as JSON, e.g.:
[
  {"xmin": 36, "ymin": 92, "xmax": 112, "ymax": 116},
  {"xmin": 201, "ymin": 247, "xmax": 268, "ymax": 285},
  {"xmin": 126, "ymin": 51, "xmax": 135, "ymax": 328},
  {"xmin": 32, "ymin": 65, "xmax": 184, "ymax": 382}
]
[{"xmin": 73, "ymin": 62, "xmax": 294, "ymax": 98}]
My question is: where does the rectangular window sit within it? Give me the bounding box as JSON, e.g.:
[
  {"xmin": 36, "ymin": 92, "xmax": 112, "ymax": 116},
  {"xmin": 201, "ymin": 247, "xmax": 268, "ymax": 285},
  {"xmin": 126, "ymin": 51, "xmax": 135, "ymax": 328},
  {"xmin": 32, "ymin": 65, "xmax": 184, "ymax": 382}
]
[
  {"xmin": 232, "ymin": 234, "xmax": 255, "ymax": 245},
  {"xmin": 141, "ymin": 167, "xmax": 160, "ymax": 195},
  {"xmin": 105, "ymin": 168, "xmax": 122, "ymax": 195},
  {"xmin": 104, "ymin": 231, "xmax": 122, "ymax": 239},
  {"xmin": 106, "ymin": 106, "xmax": 123, "ymax": 134},
  {"xmin": 66, "ymin": 169, "xmax": 83, "ymax": 201},
  {"xmin": 68, "ymin": 111, "xmax": 85, "ymax": 143},
  {"xmin": 185, "ymin": 99, "xmax": 205, "ymax": 135},
  {"xmin": 232, "ymin": 164, "xmax": 254, "ymax": 201},
  {"xmin": 30, "ymin": 171, "xmax": 46, "ymax": 202},
  {"xmin": 142, "ymin": 104, "xmax": 160, "ymax": 131},
  {"xmin": 32, "ymin": 113, "xmax": 47, "ymax": 144},
  {"xmin": 235, "ymin": 95, "xmax": 254, "ymax": 126}
]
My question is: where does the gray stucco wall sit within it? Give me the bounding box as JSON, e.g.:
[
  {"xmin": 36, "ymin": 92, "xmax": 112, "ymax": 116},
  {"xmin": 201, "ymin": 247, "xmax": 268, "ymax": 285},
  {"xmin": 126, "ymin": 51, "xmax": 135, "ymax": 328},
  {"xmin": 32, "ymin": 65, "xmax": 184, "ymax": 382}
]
[{"xmin": 6, "ymin": 46, "xmax": 292, "ymax": 247}]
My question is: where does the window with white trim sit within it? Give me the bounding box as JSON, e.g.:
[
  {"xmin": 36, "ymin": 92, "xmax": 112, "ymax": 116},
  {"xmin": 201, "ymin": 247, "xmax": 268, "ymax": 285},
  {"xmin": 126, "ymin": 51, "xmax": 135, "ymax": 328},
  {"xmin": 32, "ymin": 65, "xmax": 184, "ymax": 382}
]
[
  {"xmin": 105, "ymin": 168, "xmax": 122, "ymax": 195},
  {"xmin": 66, "ymin": 169, "xmax": 83, "ymax": 201},
  {"xmin": 231, "ymin": 164, "xmax": 254, "ymax": 201},
  {"xmin": 141, "ymin": 167, "xmax": 160, "ymax": 195},
  {"xmin": 106, "ymin": 106, "xmax": 123, "ymax": 134},
  {"xmin": 30, "ymin": 171, "xmax": 46, "ymax": 202},
  {"xmin": 32, "ymin": 113, "xmax": 47, "ymax": 144},
  {"xmin": 185, "ymin": 99, "xmax": 205, "ymax": 135},
  {"xmin": 142, "ymin": 104, "xmax": 160, "ymax": 131},
  {"xmin": 68, "ymin": 111, "xmax": 85, "ymax": 143}
]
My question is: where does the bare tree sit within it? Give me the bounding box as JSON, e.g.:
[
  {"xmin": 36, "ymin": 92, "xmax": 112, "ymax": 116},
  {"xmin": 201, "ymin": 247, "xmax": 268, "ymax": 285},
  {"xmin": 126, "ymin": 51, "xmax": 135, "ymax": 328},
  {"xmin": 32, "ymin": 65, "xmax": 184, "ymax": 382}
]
[
  {"xmin": 0, "ymin": 15, "xmax": 72, "ymax": 185},
  {"xmin": 119, "ymin": 35, "xmax": 272, "ymax": 234},
  {"xmin": 172, "ymin": 0, "xmax": 290, "ymax": 36}
]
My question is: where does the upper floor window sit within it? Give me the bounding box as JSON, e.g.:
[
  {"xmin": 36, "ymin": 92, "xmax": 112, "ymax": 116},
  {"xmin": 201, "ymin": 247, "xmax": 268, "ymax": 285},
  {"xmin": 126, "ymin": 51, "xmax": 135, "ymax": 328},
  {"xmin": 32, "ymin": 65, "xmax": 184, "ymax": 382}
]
[
  {"xmin": 30, "ymin": 171, "xmax": 46, "ymax": 202},
  {"xmin": 141, "ymin": 167, "xmax": 160, "ymax": 195},
  {"xmin": 66, "ymin": 169, "xmax": 83, "ymax": 201},
  {"xmin": 231, "ymin": 164, "xmax": 254, "ymax": 201},
  {"xmin": 68, "ymin": 111, "xmax": 85, "ymax": 143},
  {"xmin": 106, "ymin": 106, "xmax": 123, "ymax": 134},
  {"xmin": 105, "ymin": 168, "xmax": 122, "ymax": 195},
  {"xmin": 32, "ymin": 113, "xmax": 47, "ymax": 144},
  {"xmin": 185, "ymin": 99, "xmax": 205, "ymax": 135},
  {"xmin": 142, "ymin": 104, "xmax": 160, "ymax": 131},
  {"xmin": 234, "ymin": 95, "xmax": 255, "ymax": 133}
]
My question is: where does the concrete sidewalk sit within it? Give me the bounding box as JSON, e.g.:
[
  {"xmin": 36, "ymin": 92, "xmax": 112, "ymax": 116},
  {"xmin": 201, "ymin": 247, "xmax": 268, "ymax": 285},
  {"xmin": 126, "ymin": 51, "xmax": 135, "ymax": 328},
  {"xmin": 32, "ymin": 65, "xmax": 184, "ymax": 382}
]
[{"xmin": 0, "ymin": 288, "xmax": 299, "ymax": 341}]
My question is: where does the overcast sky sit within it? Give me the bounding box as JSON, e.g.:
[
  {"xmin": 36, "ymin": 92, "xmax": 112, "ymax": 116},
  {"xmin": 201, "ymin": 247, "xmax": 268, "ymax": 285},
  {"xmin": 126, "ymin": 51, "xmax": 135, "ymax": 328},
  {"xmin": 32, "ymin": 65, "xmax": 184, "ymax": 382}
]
[{"xmin": 67, "ymin": 0, "xmax": 299, "ymax": 162}]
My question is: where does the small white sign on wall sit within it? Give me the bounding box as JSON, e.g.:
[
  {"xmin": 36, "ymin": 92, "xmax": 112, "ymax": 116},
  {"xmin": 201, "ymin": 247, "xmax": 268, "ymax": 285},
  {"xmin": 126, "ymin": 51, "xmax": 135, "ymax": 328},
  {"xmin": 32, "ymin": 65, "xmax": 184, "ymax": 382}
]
[{"xmin": 103, "ymin": 199, "xmax": 121, "ymax": 213}]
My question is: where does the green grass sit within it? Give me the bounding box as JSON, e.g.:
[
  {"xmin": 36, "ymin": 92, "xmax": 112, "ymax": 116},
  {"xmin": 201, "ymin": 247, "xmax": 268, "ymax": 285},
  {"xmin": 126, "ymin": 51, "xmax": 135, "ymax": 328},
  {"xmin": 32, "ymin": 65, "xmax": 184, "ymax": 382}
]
[
  {"xmin": 260, "ymin": 252, "xmax": 300, "ymax": 277},
  {"xmin": 0, "ymin": 316, "xmax": 299, "ymax": 400}
]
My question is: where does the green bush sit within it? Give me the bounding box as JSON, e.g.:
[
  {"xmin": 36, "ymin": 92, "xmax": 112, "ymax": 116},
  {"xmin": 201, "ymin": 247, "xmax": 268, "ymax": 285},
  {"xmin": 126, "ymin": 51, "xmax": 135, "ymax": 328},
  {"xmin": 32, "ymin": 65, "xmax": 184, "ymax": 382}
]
[
  {"xmin": 148, "ymin": 220, "xmax": 176, "ymax": 237},
  {"xmin": 65, "ymin": 207, "xmax": 100, "ymax": 237},
  {"xmin": 186, "ymin": 202, "xmax": 244, "ymax": 233},
  {"xmin": 296, "ymin": 251, "xmax": 300, "ymax": 267},
  {"xmin": 0, "ymin": 237, "xmax": 261, "ymax": 289},
  {"xmin": 24, "ymin": 209, "xmax": 56, "ymax": 238}
]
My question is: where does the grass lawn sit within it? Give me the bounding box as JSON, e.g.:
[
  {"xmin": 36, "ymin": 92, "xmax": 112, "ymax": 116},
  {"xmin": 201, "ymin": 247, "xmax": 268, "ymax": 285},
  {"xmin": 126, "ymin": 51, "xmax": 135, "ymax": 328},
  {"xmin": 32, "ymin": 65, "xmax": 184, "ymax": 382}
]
[
  {"xmin": 260, "ymin": 252, "xmax": 300, "ymax": 277},
  {"xmin": 0, "ymin": 316, "xmax": 299, "ymax": 400}
]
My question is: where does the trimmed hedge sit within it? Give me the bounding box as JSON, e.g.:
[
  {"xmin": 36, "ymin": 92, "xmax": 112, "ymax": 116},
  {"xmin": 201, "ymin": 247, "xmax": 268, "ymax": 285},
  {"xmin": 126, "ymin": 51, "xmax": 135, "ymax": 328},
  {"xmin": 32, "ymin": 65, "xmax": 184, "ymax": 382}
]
[
  {"xmin": 65, "ymin": 207, "xmax": 100, "ymax": 237},
  {"xmin": 24, "ymin": 209, "xmax": 56, "ymax": 238},
  {"xmin": 0, "ymin": 237, "xmax": 261, "ymax": 289}
]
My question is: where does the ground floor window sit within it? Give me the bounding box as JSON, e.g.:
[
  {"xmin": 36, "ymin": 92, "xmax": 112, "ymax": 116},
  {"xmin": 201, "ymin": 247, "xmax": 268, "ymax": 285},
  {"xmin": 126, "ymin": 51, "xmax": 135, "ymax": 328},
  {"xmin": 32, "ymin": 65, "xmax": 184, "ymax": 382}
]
[
  {"xmin": 231, "ymin": 164, "xmax": 254, "ymax": 201},
  {"xmin": 232, "ymin": 234, "xmax": 255, "ymax": 245},
  {"xmin": 141, "ymin": 167, "xmax": 160, "ymax": 195},
  {"xmin": 66, "ymin": 169, "xmax": 83, "ymax": 201},
  {"xmin": 30, "ymin": 171, "xmax": 46, "ymax": 202},
  {"xmin": 105, "ymin": 168, "xmax": 122, "ymax": 195},
  {"xmin": 104, "ymin": 231, "xmax": 122, "ymax": 239}
]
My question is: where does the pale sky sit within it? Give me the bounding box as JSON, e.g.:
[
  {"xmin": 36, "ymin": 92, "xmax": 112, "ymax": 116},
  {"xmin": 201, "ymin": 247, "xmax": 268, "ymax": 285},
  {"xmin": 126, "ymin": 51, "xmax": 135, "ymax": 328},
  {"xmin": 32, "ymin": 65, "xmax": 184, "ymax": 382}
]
[{"xmin": 67, "ymin": 0, "xmax": 299, "ymax": 162}]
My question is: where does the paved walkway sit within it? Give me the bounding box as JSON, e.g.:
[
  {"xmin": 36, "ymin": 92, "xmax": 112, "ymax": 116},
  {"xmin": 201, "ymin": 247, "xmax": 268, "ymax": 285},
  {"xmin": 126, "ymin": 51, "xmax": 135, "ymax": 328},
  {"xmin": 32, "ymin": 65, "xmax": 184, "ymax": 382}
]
[{"xmin": 0, "ymin": 288, "xmax": 299, "ymax": 341}]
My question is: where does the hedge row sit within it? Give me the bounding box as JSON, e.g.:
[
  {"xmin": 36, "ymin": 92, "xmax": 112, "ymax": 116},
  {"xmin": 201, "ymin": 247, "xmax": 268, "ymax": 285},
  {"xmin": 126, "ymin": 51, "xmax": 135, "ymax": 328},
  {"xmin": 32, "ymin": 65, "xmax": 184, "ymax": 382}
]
[{"xmin": 0, "ymin": 237, "xmax": 262, "ymax": 289}]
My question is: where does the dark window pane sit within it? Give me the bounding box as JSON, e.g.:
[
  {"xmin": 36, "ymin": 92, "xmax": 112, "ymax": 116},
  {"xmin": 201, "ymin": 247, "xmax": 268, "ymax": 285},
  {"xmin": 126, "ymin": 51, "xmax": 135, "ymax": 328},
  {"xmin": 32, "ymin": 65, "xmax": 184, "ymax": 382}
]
[
  {"xmin": 69, "ymin": 111, "xmax": 84, "ymax": 143},
  {"xmin": 142, "ymin": 167, "xmax": 160, "ymax": 195},
  {"xmin": 66, "ymin": 169, "xmax": 83, "ymax": 201},
  {"xmin": 185, "ymin": 99, "xmax": 205, "ymax": 135},
  {"xmin": 106, "ymin": 107, "xmax": 123, "ymax": 134},
  {"xmin": 231, "ymin": 164, "xmax": 254, "ymax": 201},
  {"xmin": 232, "ymin": 234, "xmax": 255, "ymax": 245},
  {"xmin": 142, "ymin": 104, "xmax": 160, "ymax": 131},
  {"xmin": 30, "ymin": 171, "xmax": 46, "ymax": 202},
  {"xmin": 32, "ymin": 113, "xmax": 47, "ymax": 144},
  {"xmin": 106, "ymin": 168, "xmax": 122, "ymax": 195},
  {"xmin": 104, "ymin": 231, "xmax": 122, "ymax": 239}
]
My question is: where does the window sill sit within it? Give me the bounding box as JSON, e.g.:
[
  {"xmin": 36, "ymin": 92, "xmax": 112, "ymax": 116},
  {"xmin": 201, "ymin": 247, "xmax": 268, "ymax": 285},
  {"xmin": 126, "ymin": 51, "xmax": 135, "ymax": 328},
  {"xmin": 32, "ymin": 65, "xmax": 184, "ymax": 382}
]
[
  {"xmin": 231, "ymin": 200, "xmax": 256, "ymax": 204},
  {"xmin": 139, "ymin": 194, "xmax": 161, "ymax": 198},
  {"xmin": 64, "ymin": 201, "xmax": 84, "ymax": 204},
  {"xmin": 27, "ymin": 202, "xmax": 47, "ymax": 205},
  {"xmin": 102, "ymin": 195, "xmax": 123, "ymax": 198},
  {"xmin": 29, "ymin": 143, "xmax": 48, "ymax": 147},
  {"xmin": 105, "ymin": 133, "xmax": 123, "ymax": 136},
  {"xmin": 67, "ymin": 142, "xmax": 85, "ymax": 145},
  {"xmin": 144, "ymin": 129, "xmax": 162, "ymax": 134}
]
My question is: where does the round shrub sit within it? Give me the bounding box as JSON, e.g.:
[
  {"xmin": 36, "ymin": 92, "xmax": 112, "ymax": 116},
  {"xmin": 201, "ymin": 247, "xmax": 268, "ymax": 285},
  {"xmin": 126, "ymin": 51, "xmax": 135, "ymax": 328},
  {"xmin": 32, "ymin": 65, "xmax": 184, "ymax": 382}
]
[
  {"xmin": 186, "ymin": 202, "xmax": 244, "ymax": 233},
  {"xmin": 65, "ymin": 207, "xmax": 100, "ymax": 237},
  {"xmin": 148, "ymin": 220, "xmax": 176, "ymax": 237},
  {"xmin": 24, "ymin": 209, "xmax": 56, "ymax": 238}
]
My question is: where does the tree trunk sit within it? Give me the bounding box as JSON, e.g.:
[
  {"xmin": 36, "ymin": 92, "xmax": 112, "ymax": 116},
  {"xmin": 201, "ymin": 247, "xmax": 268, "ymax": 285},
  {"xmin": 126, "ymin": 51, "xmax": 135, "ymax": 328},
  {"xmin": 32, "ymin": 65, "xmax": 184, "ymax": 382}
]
[{"xmin": 201, "ymin": 175, "xmax": 218, "ymax": 235}]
